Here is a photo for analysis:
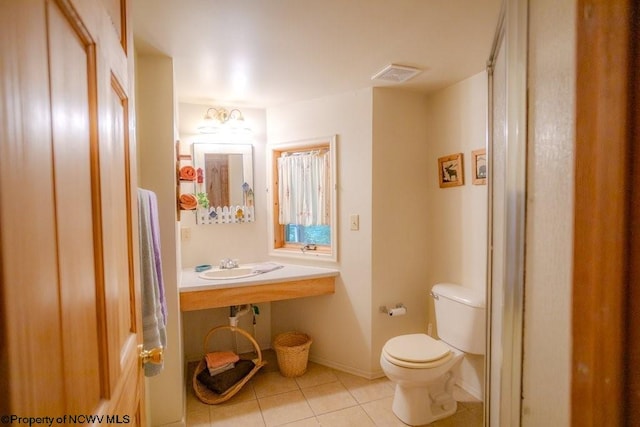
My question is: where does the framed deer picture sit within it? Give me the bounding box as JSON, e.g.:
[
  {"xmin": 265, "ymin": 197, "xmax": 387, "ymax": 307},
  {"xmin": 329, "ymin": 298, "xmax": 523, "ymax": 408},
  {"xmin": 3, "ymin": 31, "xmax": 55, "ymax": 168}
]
[
  {"xmin": 471, "ymin": 148, "xmax": 487, "ymax": 185},
  {"xmin": 438, "ymin": 153, "xmax": 464, "ymax": 188}
]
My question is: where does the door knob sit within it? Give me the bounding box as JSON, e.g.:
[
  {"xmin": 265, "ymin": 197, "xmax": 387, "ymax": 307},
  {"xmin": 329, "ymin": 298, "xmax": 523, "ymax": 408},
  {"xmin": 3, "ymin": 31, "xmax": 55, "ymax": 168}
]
[{"xmin": 139, "ymin": 345, "xmax": 164, "ymax": 365}]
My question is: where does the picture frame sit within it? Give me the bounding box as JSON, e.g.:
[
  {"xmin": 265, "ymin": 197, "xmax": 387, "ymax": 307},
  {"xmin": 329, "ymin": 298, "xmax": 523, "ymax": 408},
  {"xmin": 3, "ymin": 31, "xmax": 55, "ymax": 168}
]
[
  {"xmin": 471, "ymin": 148, "xmax": 487, "ymax": 185},
  {"xmin": 438, "ymin": 153, "xmax": 464, "ymax": 188}
]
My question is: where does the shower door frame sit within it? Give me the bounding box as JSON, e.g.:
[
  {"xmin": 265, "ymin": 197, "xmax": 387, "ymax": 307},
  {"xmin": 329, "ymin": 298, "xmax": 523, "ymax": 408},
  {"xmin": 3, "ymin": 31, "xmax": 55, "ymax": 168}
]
[{"xmin": 485, "ymin": 0, "xmax": 528, "ymax": 425}]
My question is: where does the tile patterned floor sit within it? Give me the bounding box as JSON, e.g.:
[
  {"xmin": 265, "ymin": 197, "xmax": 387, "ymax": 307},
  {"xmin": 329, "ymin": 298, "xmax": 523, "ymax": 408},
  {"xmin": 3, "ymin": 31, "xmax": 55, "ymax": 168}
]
[{"xmin": 186, "ymin": 350, "xmax": 483, "ymax": 427}]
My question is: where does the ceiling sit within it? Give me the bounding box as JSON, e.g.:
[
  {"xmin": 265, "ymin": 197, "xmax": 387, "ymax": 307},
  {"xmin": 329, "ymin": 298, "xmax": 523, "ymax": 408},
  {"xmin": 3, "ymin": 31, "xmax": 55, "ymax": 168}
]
[{"xmin": 132, "ymin": 0, "xmax": 502, "ymax": 109}]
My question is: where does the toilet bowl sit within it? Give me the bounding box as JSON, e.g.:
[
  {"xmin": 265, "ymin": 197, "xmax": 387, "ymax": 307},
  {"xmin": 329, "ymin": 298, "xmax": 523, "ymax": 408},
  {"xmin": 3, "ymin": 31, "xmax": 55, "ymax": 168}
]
[
  {"xmin": 380, "ymin": 334, "xmax": 463, "ymax": 425},
  {"xmin": 380, "ymin": 283, "xmax": 485, "ymax": 426}
]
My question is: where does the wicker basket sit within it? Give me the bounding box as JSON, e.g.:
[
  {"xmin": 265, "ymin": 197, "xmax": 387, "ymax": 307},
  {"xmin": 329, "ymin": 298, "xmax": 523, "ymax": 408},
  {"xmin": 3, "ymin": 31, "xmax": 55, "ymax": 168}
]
[
  {"xmin": 273, "ymin": 332, "xmax": 312, "ymax": 377},
  {"xmin": 193, "ymin": 325, "xmax": 265, "ymax": 404}
]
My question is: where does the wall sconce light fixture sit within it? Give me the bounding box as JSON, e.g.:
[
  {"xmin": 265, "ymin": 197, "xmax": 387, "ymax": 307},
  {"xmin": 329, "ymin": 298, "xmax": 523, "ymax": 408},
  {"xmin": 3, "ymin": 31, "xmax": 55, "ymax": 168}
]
[{"xmin": 197, "ymin": 107, "xmax": 251, "ymax": 135}]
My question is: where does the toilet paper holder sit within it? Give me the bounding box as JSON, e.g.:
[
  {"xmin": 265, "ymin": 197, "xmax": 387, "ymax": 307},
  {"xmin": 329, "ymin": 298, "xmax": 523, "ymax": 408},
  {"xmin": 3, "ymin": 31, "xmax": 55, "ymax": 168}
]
[{"xmin": 379, "ymin": 303, "xmax": 406, "ymax": 315}]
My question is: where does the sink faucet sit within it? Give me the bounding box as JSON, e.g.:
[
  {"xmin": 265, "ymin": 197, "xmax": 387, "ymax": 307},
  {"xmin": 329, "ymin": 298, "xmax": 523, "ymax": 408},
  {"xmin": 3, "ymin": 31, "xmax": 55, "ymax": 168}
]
[
  {"xmin": 301, "ymin": 243, "xmax": 317, "ymax": 253},
  {"xmin": 219, "ymin": 258, "xmax": 239, "ymax": 269}
]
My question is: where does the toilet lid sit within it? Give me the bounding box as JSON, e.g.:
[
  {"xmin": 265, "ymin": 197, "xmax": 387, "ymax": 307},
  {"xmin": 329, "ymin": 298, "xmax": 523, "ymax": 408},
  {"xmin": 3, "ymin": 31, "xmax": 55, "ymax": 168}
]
[{"xmin": 384, "ymin": 334, "xmax": 450, "ymax": 363}]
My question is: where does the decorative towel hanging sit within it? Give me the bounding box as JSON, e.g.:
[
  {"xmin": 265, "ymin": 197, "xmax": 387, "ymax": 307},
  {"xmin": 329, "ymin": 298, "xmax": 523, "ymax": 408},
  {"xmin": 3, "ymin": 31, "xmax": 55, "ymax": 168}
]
[{"xmin": 138, "ymin": 188, "xmax": 167, "ymax": 377}]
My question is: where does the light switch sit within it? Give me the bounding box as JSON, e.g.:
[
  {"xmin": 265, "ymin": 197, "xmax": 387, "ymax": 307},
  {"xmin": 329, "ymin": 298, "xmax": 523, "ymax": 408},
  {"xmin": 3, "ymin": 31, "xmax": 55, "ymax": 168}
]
[
  {"xmin": 181, "ymin": 227, "xmax": 192, "ymax": 241},
  {"xmin": 350, "ymin": 214, "xmax": 359, "ymax": 231}
]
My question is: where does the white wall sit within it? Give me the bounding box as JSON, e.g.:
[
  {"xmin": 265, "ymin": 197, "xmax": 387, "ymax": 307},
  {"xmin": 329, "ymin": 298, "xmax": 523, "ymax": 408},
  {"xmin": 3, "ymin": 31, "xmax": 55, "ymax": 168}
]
[
  {"xmin": 424, "ymin": 72, "xmax": 488, "ymax": 398},
  {"xmin": 424, "ymin": 72, "xmax": 488, "ymax": 297},
  {"xmin": 266, "ymin": 85, "xmax": 487, "ymax": 381},
  {"xmin": 267, "ymin": 89, "xmax": 376, "ymax": 376},
  {"xmin": 370, "ymin": 88, "xmax": 431, "ymax": 372},
  {"xmin": 522, "ymin": 0, "xmax": 575, "ymax": 424},
  {"xmin": 136, "ymin": 54, "xmax": 184, "ymax": 427}
]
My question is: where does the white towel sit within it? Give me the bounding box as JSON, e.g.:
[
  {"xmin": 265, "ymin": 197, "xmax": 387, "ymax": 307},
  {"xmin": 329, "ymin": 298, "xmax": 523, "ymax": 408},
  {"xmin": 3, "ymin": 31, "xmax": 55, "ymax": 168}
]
[
  {"xmin": 251, "ymin": 262, "xmax": 284, "ymax": 274},
  {"xmin": 138, "ymin": 189, "xmax": 167, "ymax": 377}
]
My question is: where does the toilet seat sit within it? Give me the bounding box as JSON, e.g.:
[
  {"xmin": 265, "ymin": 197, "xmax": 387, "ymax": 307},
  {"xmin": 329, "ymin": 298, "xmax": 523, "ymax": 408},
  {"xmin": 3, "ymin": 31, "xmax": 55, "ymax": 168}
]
[{"xmin": 382, "ymin": 334, "xmax": 452, "ymax": 369}]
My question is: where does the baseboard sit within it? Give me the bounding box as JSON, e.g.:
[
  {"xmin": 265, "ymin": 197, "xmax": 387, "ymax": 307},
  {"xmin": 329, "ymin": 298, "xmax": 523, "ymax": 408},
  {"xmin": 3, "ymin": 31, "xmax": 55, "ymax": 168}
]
[
  {"xmin": 456, "ymin": 378, "xmax": 483, "ymax": 401},
  {"xmin": 308, "ymin": 354, "xmax": 386, "ymax": 380},
  {"xmin": 186, "ymin": 348, "xmax": 387, "ymax": 380}
]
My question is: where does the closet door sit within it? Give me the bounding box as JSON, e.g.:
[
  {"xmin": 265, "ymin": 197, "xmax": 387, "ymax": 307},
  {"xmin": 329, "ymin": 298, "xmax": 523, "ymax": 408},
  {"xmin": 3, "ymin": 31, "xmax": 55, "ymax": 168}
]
[{"xmin": 0, "ymin": 0, "xmax": 142, "ymax": 422}]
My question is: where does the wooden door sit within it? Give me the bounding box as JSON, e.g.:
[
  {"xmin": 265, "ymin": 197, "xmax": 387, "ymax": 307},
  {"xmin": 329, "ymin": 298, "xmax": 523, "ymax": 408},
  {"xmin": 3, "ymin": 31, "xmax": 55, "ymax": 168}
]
[
  {"xmin": 572, "ymin": 0, "xmax": 639, "ymax": 425},
  {"xmin": 0, "ymin": 0, "xmax": 143, "ymax": 423}
]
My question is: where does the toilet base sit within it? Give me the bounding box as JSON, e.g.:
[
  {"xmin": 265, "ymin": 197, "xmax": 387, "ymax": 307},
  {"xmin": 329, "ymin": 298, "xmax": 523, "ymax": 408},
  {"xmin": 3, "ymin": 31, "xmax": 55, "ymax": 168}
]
[{"xmin": 391, "ymin": 371, "xmax": 458, "ymax": 426}]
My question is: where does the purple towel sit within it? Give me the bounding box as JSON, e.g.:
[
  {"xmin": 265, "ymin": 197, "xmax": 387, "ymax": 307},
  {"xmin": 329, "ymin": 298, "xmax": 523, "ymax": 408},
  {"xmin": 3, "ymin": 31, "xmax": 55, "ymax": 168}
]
[
  {"xmin": 147, "ymin": 191, "xmax": 167, "ymax": 324},
  {"xmin": 138, "ymin": 188, "xmax": 167, "ymax": 377}
]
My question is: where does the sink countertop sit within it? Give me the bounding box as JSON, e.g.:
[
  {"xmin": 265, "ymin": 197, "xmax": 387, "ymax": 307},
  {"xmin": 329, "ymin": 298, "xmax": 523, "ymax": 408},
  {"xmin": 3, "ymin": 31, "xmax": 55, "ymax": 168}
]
[{"xmin": 179, "ymin": 263, "xmax": 340, "ymax": 293}]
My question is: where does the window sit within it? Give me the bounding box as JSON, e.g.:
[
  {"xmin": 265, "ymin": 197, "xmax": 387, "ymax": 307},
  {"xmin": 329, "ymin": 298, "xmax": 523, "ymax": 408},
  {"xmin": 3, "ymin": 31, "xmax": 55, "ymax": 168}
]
[
  {"xmin": 285, "ymin": 224, "xmax": 331, "ymax": 245},
  {"xmin": 269, "ymin": 136, "xmax": 337, "ymax": 260}
]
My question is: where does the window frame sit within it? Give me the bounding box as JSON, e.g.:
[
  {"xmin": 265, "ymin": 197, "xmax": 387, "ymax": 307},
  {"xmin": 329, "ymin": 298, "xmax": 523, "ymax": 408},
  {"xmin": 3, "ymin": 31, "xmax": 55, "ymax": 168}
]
[{"xmin": 267, "ymin": 136, "xmax": 337, "ymax": 261}]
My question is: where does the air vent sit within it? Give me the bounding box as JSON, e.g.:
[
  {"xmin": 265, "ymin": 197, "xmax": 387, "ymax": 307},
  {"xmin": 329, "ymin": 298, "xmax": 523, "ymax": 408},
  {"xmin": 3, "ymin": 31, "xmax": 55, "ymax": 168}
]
[{"xmin": 371, "ymin": 64, "xmax": 422, "ymax": 83}]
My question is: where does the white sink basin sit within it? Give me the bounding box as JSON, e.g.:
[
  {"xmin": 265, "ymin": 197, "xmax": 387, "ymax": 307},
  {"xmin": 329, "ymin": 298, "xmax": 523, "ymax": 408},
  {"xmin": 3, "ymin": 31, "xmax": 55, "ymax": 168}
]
[{"xmin": 198, "ymin": 267, "xmax": 257, "ymax": 280}]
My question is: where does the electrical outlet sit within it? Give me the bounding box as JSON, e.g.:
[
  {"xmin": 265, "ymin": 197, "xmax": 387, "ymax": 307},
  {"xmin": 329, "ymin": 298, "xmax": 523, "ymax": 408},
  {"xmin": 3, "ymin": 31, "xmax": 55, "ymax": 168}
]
[
  {"xmin": 350, "ymin": 214, "xmax": 359, "ymax": 231},
  {"xmin": 181, "ymin": 227, "xmax": 192, "ymax": 241}
]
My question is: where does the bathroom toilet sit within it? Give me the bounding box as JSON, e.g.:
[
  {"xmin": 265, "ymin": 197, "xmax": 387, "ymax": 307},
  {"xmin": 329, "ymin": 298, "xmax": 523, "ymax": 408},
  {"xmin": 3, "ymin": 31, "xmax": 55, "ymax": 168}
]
[{"xmin": 380, "ymin": 283, "xmax": 485, "ymax": 426}]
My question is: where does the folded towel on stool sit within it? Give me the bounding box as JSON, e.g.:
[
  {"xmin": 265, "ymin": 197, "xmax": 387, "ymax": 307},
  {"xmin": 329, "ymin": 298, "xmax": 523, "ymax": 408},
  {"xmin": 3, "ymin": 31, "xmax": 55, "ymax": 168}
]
[
  {"xmin": 197, "ymin": 359, "xmax": 256, "ymax": 395},
  {"xmin": 208, "ymin": 362, "xmax": 235, "ymax": 376},
  {"xmin": 205, "ymin": 351, "xmax": 239, "ymax": 371}
]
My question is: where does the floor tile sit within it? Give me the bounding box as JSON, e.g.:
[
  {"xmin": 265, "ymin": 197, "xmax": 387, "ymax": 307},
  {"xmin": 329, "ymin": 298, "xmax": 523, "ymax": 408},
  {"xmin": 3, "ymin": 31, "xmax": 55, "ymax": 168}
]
[
  {"xmin": 279, "ymin": 417, "xmax": 320, "ymax": 426},
  {"xmin": 253, "ymin": 370, "xmax": 301, "ymax": 398},
  {"xmin": 185, "ymin": 403, "xmax": 210, "ymax": 427},
  {"xmin": 360, "ymin": 396, "xmax": 408, "ymax": 427},
  {"xmin": 459, "ymin": 401, "xmax": 483, "ymax": 415},
  {"xmin": 430, "ymin": 406, "xmax": 482, "ymax": 427},
  {"xmin": 184, "ymin": 354, "xmax": 484, "ymax": 427},
  {"xmin": 186, "ymin": 391, "xmax": 209, "ymax": 412},
  {"xmin": 316, "ymin": 406, "xmax": 376, "ymax": 426},
  {"xmin": 185, "ymin": 391, "xmax": 211, "ymax": 426},
  {"xmin": 294, "ymin": 362, "xmax": 339, "ymax": 389},
  {"xmin": 261, "ymin": 349, "xmax": 281, "ymax": 373},
  {"xmin": 334, "ymin": 371, "xmax": 395, "ymax": 404},
  {"xmin": 301, "ymin": 381, "xmax": 358, "ymax": 416},
  {"xmin": 208, "ymin": 400, "xmax": 265, "ymax": 426},
  {"xmin": 258, "ymin": 390, "xmax": 315, "ymax": 427}
]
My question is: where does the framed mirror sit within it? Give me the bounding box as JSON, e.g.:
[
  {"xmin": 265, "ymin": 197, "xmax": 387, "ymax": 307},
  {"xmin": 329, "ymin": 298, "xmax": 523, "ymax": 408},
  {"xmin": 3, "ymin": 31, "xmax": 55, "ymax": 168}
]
[{"xmin": 192, "ymin": 143, "xmax": 254, "ymax": 224}]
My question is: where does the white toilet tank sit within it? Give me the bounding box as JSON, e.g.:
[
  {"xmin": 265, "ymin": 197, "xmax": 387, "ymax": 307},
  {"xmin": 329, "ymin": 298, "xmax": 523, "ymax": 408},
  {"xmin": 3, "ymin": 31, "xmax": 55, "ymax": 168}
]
[{"xmin": 431, "ymin": 283, "xmax": 485, "ymax": 355}]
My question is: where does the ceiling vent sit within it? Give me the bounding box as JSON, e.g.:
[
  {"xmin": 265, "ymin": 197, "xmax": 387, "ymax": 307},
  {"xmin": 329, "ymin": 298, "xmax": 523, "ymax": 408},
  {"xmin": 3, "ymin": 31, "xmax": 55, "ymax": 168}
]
[{"xmin": 371, "ymin": 64, "xmax": 422, "ymax": 83}]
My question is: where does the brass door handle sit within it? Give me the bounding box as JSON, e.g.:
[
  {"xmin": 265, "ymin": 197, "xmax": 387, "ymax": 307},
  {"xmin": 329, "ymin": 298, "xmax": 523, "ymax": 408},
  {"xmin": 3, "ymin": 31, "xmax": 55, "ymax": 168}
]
[{"xmin": 139, "ymin": 345, "xmax": 164, "ymax": 365}]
